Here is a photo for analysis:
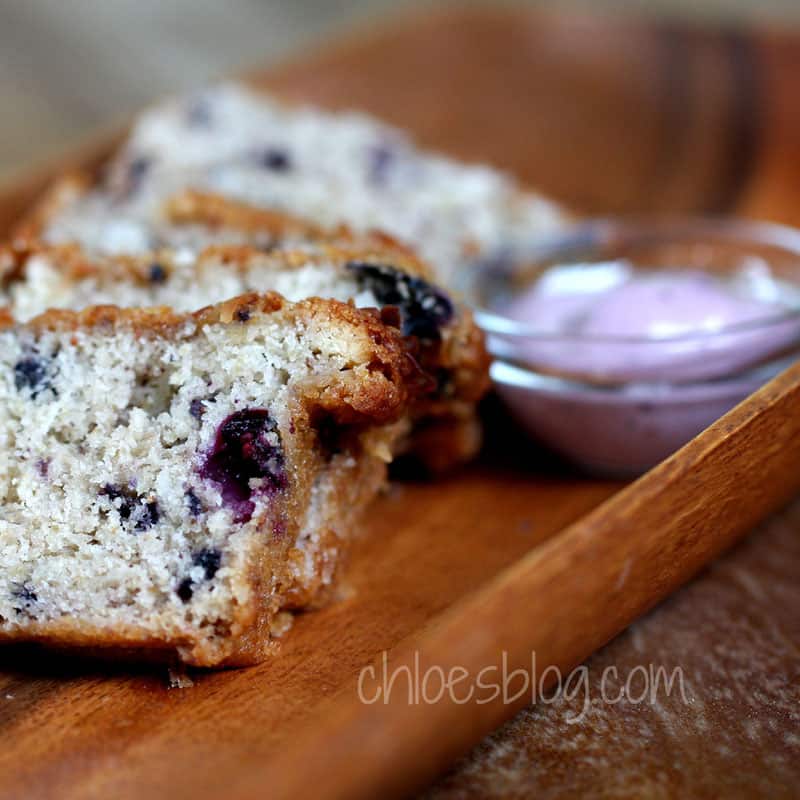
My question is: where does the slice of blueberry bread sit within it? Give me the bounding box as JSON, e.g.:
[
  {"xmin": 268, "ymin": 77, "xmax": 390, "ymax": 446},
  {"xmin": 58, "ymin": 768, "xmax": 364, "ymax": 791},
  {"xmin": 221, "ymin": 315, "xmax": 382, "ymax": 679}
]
[
  {"xmin": 18, "ymin": 83, "xmax": 567, "ymax": 284},
  {"xmin": 13, "ymin": 178, "xmax": 336, "ymax": 260},
  {"xmin": 0, "ymin": 293, "xmax": 422, "ymax": 666},
  {"xmin": 1, "ymin": 240, "xmax": 490, "ymax": 472}
]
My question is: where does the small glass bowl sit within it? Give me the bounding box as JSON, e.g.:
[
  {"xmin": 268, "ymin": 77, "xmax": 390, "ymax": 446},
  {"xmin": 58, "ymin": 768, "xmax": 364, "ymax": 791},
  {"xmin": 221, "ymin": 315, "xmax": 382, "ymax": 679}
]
[{"xmin": 464, "ymin": 218, "xmax": 800, "ymax": 476}]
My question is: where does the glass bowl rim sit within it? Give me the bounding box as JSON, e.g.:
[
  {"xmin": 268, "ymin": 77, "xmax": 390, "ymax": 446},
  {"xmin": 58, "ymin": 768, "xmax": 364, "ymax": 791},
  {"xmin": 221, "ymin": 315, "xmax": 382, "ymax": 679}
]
[
  {"xmin": 469, "ymin": 216, "xmax": 800, "ymax": 344},
  {"xmin": 489, "ymin": 348, "xmax": 798, "ymax": 395}
]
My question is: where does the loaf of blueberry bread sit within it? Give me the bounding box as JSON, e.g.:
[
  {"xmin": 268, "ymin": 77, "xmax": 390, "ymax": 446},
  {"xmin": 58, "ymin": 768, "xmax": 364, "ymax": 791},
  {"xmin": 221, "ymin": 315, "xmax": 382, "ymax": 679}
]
[
  {"xmin": 1, "ymin": 240, "xmax": 490, "ymax": 472},
  {"xmin": 15, "ymin": 83, "xmax": 567, "ymax": 285},
  {"xmin": 0, "ymin": 293, "xmax": 424, "ymax": 666}
]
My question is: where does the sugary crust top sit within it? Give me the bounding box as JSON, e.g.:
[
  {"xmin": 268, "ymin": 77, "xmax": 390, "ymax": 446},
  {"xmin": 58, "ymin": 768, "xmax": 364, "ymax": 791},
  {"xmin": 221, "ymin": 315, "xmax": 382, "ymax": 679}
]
[
  {"xmin": 10, "ymin": 172, "xmax": 91, "ymax": 248},
  {"xmin": 1, "ymin": 235, "xmax": 432, "ymax": 292},
  {"xmin": 163, "ymin": 188, "xmax": 327, "ymax": 239},
  {"xmin": 0, "ymin": 291, "xmax": 423, "ymax": 426}
]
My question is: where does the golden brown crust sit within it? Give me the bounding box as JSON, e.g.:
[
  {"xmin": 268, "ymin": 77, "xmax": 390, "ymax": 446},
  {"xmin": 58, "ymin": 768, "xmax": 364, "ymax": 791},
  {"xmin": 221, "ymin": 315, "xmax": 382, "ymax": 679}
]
[
  {"xmin": 12, "ymin": 290, "xmax": 424, "ymax": 425},
  {"xmin": 198, "ymin": 236, "xmax": 432, "ymax": 281},
  {"xmin": 164, "ymin": 188, "xmax": 327, "ymax": 239},
  {"xmin": 279, "ymin": 458, "xmax": 383, "ymax": 611},
  {"xmin": 10, "ymin": 172, "xmax": 90, "ymax": 248},
  {"xmin": 1, "ymin": 234, "xmax": 433, "ymax": 291},
  {"xmin": 396, "ymin": 302, "xmax": 491, "ymax": 471},
  {"xmin": 161, "ymin": 189, "xmax": 429, "ymax": 269}
]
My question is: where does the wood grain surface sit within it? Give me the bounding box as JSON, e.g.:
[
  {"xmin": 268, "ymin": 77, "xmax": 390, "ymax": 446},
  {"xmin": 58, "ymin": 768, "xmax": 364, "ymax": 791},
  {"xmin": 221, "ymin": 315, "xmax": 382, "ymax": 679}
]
[
  {"xmin": 1, "ymin": 7, "xmax": 799, "ymax": 800},
  {"xmin": 426, "ymin": 496, "xmax": 800, "ymax": 799}
]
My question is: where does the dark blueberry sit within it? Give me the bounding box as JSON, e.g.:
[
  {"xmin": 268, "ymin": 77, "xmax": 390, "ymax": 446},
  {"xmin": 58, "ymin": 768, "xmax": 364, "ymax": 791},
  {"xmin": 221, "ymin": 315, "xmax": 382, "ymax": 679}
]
[
  {"xmin": 190, "ymin": 393, "xmax": 217, "ymax": 422},
  {"xmin": 135, "ymin": 500, "xmax": 160, "ymax": 532},
  {"xmin": 189, "ymin": 398, "xmax": 206, "ymax": 421},
  {"xmin": 199, "ymin": 409, "xmax": 286, "ymax": 523},
  {"xmin": 235, "ymin": 308, "xmax": 251, "ymax": 323},
  {"xmin": 101, "ymin": 484, "xmax": 132, "ymax": 520},
  {"xmin": 257, "ymin": 147, "xmax": 291, "ymax": 172},
  {"xmin": 148, "ymin": 263, "xmax": 167, "ymax": 284},
  {"xmin": 11, "ymin": 582, "xmax": 37, "ymax": 616},
  {"xmin": 114, "ymin": 155, "xmax": 152, "ymax": 200},
  {"xmin": 176, "ymin": 547, "xmax": 222, "ymax": 603},
  {"xmin": 177, "ymin": 578, "xmax": 194, "ymax": 603},
  {"xmin": 185, "ymin": 96, "xmax": 213, "ymax": 127},
  {"xmin": 128, "ymin": 156, "xmax": 150, "ymax": 180},
  {"xmin": 125, "ymin": 156, "xmax": 151, "ymax": 190},
  {"xmin": 345, "ymin": 261, "xmax": 453, "ymax": 341},
  {"xmin": 185, "ymin": 489, "xmax": 203, "ymax": 516},
  {"xmin": 368, "ymin": 143, "xmax": 395, "ymax": 185},
  {"xmin": 403, "ymin": 294, "xmax": 454, "ymax": 340},
  {"xmin": 193, "ymin": 548, "xmax": 222, "ymax": 581},
  {"xmin": 14, "ymin": 357, "xmax": 52, "ymax": 398},
  {"xmin": 100, "ymin": 484, "xmax": 159, "ymax": 532}
]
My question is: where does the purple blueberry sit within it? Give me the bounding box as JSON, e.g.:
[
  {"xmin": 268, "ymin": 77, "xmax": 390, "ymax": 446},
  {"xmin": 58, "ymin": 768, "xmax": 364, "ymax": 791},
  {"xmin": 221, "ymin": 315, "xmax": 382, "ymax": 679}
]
[
  {"xmin": 135, "ymin": 500, "xmax": 160, "ymax": 531},
  {"xmin": 11, "ymin": 582, "xmax": 37, "ymax": 617},
  {"xmin": 14, "ymin": 356, "xmax": 53, "ymax": 398},
  {"xmin": 185, "ymin": 489, "xmax": 203, "ymax": 516},
  {"xmin": 101, "ymin": 484, "xmax": 160, "ymax": 532},
  {"xmin": 345, "ymin": 261, "xmax": 453, "ymax": 340},
  {"xmin": 148, "ymin": 263, "xmax": 167, "ymax": 284},
  {"xmin": 125, "ymin": 156, "xmax": 151, "ymax": 188},
  {"xmin": 114, "ymin": 155, "xmax": 152, "ymax": 200},
  {"xmin": 177, "ymin": 547, "xmax": 222, "ymax": 603},
  {"xmin": 194, "ymin": 548, "xmax": 222, "ymax": 580},
  {"xmin": 185, "ymin": 96, "xmax": 213, "ymax": 127},
  {"xmin": 189, "ymin": 398, "xmax": 206, "ymax": 421},
  {"xmin": 177, "ymin": 579, "xmax": 194, "ymax": 603},
  {"xmin": 190, "ymin": 394, "xmax": 218, "ymax": 423},
  {"xmin": 200, "ymin": 409, "xmax": 287, "ymax": 523},
  {"xmin": 367, "ymin": 143, "xmax": 395, "ymax": 185},
  {"xmin": 256, "ymin": 147, "xmax": 291, "ymax": 172}
]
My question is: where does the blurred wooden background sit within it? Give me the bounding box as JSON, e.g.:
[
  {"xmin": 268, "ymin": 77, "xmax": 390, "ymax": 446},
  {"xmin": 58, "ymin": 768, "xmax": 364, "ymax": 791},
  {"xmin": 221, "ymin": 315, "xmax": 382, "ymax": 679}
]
[{"xmin": 1, "ymin": 0, "xmax": 800, "ymax": 181}]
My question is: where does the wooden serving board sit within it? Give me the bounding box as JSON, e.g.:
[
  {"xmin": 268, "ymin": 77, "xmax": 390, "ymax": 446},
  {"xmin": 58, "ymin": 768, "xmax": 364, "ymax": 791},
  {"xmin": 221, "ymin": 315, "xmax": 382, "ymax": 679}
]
[{"xmin": 2, "ymin": 8, "xmax": 800, "ymax": 800}]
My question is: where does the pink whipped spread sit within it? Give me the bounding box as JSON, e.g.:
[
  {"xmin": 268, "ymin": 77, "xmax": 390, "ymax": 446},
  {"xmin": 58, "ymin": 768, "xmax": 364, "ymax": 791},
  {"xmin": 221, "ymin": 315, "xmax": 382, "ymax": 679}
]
[{"xmin": 502, "ymin": 261, "xmax": 800, "ymax": 382}]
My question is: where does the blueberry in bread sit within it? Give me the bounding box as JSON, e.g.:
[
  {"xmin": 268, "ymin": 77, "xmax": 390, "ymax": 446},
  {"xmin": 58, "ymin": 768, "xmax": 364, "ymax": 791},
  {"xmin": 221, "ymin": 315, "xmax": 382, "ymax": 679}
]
[
  {"xmin": 0, "ymin": 240, "xmax": 490, "ymax": 472},
  {"xmin": 18, "ymin": 83, "xmax": 566, "ymax": 284},
  {"xmin": 0, "ymin": 293, "xmax": 422, "ymax": 666}
]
